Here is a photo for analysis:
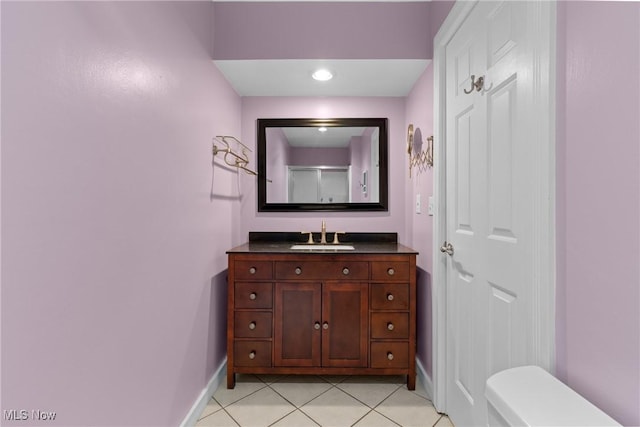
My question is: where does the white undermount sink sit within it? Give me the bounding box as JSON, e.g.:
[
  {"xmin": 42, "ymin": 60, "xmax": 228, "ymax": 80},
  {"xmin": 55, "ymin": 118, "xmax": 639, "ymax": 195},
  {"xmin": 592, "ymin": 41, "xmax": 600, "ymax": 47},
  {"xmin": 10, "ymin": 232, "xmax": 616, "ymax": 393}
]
[{"xmin": 290, "ymin": 244, "xmax": 355, "ymax": 251}]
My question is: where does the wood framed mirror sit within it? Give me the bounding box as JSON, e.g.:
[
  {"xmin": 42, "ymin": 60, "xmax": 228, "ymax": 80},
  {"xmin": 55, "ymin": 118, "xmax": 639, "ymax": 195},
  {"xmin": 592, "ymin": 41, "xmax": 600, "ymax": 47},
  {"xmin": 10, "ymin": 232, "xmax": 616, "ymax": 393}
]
[{"xmin": 257, "ymin": 118, "xmax": 388, "ymax": 212}]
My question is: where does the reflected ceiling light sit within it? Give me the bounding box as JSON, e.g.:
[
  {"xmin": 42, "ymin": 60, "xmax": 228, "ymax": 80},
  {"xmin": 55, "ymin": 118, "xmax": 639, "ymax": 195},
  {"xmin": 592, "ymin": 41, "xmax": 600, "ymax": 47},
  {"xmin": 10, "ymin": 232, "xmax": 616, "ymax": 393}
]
[
  {"xmin": 312, "ymin": 69, "xmax": 333, "ymax": 81},
  {"xmin": 318, "ymin": 127, "xmax": 328, "ymax": 132}
]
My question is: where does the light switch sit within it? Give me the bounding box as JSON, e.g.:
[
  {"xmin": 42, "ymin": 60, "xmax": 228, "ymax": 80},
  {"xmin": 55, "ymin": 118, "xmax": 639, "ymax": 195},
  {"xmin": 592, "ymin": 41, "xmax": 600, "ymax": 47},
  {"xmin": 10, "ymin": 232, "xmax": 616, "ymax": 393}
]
[
  {"xmin": 416, "ymin": 194, "xmax": 421, "ymax": 214},
  {"xmin": 428, "ymin": 196, "xmax": 434, "ymax": 216}
]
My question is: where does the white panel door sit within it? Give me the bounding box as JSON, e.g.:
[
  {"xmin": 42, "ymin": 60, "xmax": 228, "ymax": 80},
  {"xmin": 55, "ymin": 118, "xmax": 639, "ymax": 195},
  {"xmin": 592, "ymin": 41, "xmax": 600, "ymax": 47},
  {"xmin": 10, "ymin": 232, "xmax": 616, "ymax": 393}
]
[{"xmin": 444, "ymin": 2, "xmax": 537, "ymax": 425}]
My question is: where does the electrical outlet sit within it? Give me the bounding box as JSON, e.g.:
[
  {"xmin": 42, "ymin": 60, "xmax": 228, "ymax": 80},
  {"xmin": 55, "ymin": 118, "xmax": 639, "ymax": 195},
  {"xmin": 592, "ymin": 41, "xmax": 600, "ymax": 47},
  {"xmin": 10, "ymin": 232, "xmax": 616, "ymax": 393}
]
[{"xmin": 416, "ymin": 194, "xmax": 421, "ymax": 214}]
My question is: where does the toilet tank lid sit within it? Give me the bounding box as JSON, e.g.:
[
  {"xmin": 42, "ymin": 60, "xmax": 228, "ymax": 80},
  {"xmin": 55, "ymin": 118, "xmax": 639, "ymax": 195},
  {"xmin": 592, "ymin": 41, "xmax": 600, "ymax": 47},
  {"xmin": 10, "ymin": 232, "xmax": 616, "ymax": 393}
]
[{"xmin": 485, "ymin": 366, "xmax": 621, "ymax": 427}]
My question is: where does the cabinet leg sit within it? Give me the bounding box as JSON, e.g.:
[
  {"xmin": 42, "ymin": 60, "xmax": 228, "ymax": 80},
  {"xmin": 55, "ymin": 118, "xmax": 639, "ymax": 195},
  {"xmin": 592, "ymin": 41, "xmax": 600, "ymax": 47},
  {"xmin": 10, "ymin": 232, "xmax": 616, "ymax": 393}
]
[
  {"xmin": 227, "ymin": 371, "xmax": 236, "ymax": 389},
  {"xmin": 407, "ymin": 373, "xmax": 416, "ymax": 390}
]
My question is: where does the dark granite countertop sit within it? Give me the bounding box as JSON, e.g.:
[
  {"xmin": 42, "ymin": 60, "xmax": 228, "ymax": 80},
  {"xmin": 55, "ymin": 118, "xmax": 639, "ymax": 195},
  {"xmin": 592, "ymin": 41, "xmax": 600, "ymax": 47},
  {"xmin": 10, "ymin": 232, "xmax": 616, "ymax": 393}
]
[{"xmin": 226, "ymin": 232, "xmax": 418, "ymax": 255}]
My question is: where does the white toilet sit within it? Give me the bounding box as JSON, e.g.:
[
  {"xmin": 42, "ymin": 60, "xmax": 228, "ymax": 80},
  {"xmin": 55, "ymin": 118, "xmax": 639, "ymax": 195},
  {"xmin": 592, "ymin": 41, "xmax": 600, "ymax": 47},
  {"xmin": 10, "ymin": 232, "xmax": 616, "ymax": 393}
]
[{"xmin": 485, "ymin": 366, "xmax": 621, "ymax": 426}]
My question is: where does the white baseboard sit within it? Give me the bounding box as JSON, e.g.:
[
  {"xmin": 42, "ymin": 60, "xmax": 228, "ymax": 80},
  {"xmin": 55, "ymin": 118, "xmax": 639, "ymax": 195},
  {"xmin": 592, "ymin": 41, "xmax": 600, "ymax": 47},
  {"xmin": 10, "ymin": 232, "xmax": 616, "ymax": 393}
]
[
  {"xmin": 416, "ymin": 357, "xmax": 434, "ymax": 402},
  {"xmin": 180, "ymin": 358, "xmax": 227, "ymax": 427}
]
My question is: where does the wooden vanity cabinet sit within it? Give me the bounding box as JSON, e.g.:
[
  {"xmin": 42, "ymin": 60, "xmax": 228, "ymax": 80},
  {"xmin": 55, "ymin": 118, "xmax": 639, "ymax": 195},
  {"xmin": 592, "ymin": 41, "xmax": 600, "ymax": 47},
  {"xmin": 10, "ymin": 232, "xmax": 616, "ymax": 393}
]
[
  {"xmin": 227, "ymin": 252, "xmax": 417, "ymax": 390},
  {"xmin": 274, "ymin": 282, "xmax": 368, "ymax": 368}
]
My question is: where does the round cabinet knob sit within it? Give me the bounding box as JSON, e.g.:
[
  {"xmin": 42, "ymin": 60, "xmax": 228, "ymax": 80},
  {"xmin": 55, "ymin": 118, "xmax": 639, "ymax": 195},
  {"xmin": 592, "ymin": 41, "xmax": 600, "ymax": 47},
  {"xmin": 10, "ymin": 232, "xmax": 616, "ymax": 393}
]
[
  {"xmin": 249, "ymin": 292, "xmax": 257, "ymax": 300},
  {"xmin": 387, "ymin": 268, "xmax": 395, "ymax": 276},
  {"xmin": 295, "ymin": 267, "xmax": 302, "ymax": 275},
  {"xmin": 387, "ymin": 293, "xmax": 394, "ymax": 301},
  {"xmin": 387, "ymin": 352, "xmax": 394, "ymax": 361},
  {"xmin": 249, "ymin": 267, "xmax": 257, "ymax": 275},
  {"xmin": 314, "ymin": 322, "xmax": 321, "ymax": 330},
  {"xmin": 249, "ymin": 322, "xmax": 256, "ymax": 330},
  {"xmin": 342, "ymin": 267, "xmax": 350, "ymax": 275},
  {"xmin": 387, "ymin": 323, "xmax": 395, "ymax": 331},
  {"xmin": 249, "ymin": 351, "xmax": 256, "ymax": 360},
  {"xmin": 323, "ymin": 322, "xmax": 329, "ymax": 330}
]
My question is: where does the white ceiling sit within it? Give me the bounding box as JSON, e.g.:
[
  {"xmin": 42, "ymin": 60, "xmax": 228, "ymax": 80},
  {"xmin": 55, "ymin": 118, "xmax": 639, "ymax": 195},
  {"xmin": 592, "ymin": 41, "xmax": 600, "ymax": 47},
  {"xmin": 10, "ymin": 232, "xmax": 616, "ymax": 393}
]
[
  {"xmin": 213, "ymin": 59, "xmax": 431, "ymax": 97},
  {"xmin": 283, "ymin": 126, "xmax": 367, "ymax": 147}
]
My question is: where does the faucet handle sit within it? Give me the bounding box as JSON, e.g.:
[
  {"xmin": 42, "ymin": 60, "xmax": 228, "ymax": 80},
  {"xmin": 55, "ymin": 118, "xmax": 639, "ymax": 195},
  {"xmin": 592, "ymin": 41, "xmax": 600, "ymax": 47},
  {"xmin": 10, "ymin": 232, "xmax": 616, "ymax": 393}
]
[
  {"xmin": 332, "ymin": 231, "xmax": 346, "ymax": 244},
  {"xmin": 301, "ymin": 231, "xmax": 314, "ymax": 244}
]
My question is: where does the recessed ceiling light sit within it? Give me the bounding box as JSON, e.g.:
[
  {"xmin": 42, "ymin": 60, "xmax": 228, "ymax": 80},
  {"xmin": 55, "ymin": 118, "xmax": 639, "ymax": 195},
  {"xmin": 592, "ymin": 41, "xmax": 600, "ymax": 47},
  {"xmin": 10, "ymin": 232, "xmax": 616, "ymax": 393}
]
[
  {"xmin": 312, "ymin": 69, "xmax": 333, "ymax": 81},
  {"xmin": 318, "ymin": 127, "xmax": 328, "ymax": 132}
]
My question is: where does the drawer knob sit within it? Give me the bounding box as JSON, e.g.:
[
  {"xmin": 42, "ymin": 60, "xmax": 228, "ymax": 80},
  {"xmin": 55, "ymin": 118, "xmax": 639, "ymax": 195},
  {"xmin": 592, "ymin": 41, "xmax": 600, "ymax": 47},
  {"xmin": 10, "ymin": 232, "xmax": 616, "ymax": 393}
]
[
  {"xmin": 323, "ymin": 322, "xmax": 329, "ymax": 330},
  {"xmin": 387, "ymin": 352, "xmax": 394, "ymax": 361},
  {"xmin": 249, "ymin": 322, "xmax": 256, "ymax": 330},
  {"xmin": 387, "ymin": 323, "xmax": 394, "ymax": 331},
  {"xmin": 249, "ymin": 267, "xmax": 257, "ymax": 275},
  {"xmin": 387, "ymin": 293, "xmax": 394, "ymax": 301},
  {"xmin": 295, "ymin": 267, "xmax": 302, "ymax": 275},
  {"xmin": 249, "ymin": 292, "xmax": 257, "ymax": 300},
  {"xmin": 342, "ymin": 267, "xmax": 350, "ymax": 275},
  {"xmin": 387, "ymin": 268, "xmax": 395, "ymax": 276},
  {"xmin": 249, "ymin": 351, "xmax": 256, "ymax": 360},
  {"xmin": 314, "ymin": 322, "xmax": 321, "ymax": 330}
]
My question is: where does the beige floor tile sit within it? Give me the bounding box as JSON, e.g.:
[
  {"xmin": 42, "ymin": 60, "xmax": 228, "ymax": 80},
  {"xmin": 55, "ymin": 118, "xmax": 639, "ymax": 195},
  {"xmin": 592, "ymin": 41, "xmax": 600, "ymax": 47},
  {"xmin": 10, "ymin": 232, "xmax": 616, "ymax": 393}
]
[
  {"xmin": 214, "ymin": 375, "xmax": 267, "ymax": 408},
  {"xmin": 434, "ymin": 415, "xmax": 455, "ymax": 426},
  {"xmin": 375, "ymin": 388, "xmax": 441, "ymax": 427},
  {"xmin": 352, "ymin": 410, "xmax": 401, "ymax": 427},
  {"xmin": 318, "ymin": 375, "xmax": 350, "ymax": 385},
  {"xmin": 336, "ymin": 380, "xmax": 401, "ymax": 408},
  {"xmin": 195, "ymin": 409, "xmax": 239, "ymax": 427},
  {"xmin": 270, "ymin": 376, "xmax": 333, "ymax": 407},
  {"xmin": 225, "ymin": 387, "xmax": 296, "ymax": 427},
  {"xmin": 255, "ymin": 374, "xmax": 288, "ymax": 384},
  {"xmin": 300, "ymin": 387, "xmax": 370, "ymax": 427},
  {"xmin": 270, "ymin": 409, "xmax": 320, "ymax": 427},
  {"xmin": 198, "ymin": 398, "xmax": 223, "ymax": 420},
  {"xmin": 341, "ymin": 375, "xmax": 405, "ymax": 385},
  {"xmin": 412, "ymin": 376, "xmax": 431, "ymax": 401}
]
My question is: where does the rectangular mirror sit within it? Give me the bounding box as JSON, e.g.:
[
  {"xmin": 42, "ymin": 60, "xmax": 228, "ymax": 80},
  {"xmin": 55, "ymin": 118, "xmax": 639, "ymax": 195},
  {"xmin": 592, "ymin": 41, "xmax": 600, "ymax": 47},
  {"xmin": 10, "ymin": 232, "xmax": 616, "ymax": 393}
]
[{"xmin": 257, "ymin": 118, "xmax": 388, "ymax": 212}]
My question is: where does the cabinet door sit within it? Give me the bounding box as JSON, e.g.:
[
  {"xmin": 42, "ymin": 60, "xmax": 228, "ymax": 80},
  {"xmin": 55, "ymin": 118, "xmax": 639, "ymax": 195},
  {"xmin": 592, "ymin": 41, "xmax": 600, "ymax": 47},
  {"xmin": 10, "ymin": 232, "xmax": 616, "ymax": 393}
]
[
  {"xmin": 322, "ymin": 282, "xmax": 368, "ymax": 367},
  {"xmin": 274, "ymin": 283, "xmax": 321, "ymax": 367}
]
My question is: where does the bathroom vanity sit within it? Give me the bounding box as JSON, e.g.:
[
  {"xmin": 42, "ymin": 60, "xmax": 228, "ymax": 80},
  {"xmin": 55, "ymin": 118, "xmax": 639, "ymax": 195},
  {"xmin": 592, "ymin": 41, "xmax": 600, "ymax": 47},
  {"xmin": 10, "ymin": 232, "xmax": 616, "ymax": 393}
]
[{"xmin": 226, "ymin": 232, "xmax": 418, "ymax": 389}]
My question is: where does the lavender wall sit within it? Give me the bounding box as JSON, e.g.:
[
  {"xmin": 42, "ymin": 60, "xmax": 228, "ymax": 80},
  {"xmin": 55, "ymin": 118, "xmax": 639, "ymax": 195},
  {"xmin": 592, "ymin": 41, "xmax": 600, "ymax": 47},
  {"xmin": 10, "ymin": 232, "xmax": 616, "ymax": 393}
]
[
  {"xmin": 404, "ymin": 64, "xmax": 436, "ymax": 379},
  {"xmin": 237, "ymin": 97, "xmax": 407, "ymax": 243},
  {"xmin": 213, "ymin": 2, "xmax": 431, "ymax": 60},
  {"xmin": 289, "ymin": 147, "xmax": 350, "ymax": 167},
  {"xmin": 1, "ymin": 2, "xmax": 240, "ymax": 426},
  {"xmin": 556, "ymin": 2, "xmax": 640, "ymax": 425},
  {"xmin": 403, "ymin": 0, "xmax": 453, "ymax": 384},
  {"xmin": 350, "ymin": 129, "xmax": 373, "ymax": 203},
  {"xmin": 265, "ymin": 128, "xmax": 290, "ymax": 203}
]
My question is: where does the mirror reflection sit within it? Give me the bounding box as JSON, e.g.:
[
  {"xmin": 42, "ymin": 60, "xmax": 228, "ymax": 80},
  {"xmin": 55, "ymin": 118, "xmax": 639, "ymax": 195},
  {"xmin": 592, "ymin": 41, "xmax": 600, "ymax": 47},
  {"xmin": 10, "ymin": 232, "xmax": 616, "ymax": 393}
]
[{"xmin": 257, "ymin": 118, "xmax": 388, "ymax": 212}]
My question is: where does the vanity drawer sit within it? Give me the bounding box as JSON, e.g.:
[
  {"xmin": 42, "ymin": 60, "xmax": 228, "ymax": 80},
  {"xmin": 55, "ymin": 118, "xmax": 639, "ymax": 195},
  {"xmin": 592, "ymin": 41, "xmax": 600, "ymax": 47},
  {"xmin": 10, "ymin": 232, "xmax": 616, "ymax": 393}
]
[
  {"xmin": 234, "ymin": 341, "xmax": 272, "ymax": 367},
  {"xmin": 371, "ymin": 261, "xmax": 410, "ymax": 282},
  {"xmin": 275, "ymin": 261, "xmax": 368, "ymax": 280},
  {"xmin": 371, "ymin": 312, "xmax": 409, "ymax": 339},
  {"xmin": 370, "ymin": 283, "xmax": 409, "ymax": 310},
  {"xmin": 234, "ymin": 282, "xmax": 273, "ymax": 309},
  {"xmin": 234, "ymin": 311, "xmax": 272, "ymax": 338},
  {"xmin": 371, "ymin": 342, "xmax": 409, "ymax": 369},
  {"xmin": 234, "ymin": 260, "xmax": 273, "ymax": 280}
]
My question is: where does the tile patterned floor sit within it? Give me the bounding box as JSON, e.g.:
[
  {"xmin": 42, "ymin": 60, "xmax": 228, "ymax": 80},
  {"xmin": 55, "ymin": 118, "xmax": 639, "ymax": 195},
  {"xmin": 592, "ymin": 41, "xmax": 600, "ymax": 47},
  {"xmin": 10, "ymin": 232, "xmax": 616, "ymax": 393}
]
[{"xmin": 195, "ymin": 374, "xmax": 454, "ymax": 427}]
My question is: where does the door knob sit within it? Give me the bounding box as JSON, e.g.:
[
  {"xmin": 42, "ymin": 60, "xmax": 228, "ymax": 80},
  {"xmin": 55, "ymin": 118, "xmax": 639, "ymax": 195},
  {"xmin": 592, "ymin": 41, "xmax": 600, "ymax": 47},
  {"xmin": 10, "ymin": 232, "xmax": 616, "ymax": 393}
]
[{"xmin": 440, "ymin": 241, "xmax": 454, "ymax": 256}]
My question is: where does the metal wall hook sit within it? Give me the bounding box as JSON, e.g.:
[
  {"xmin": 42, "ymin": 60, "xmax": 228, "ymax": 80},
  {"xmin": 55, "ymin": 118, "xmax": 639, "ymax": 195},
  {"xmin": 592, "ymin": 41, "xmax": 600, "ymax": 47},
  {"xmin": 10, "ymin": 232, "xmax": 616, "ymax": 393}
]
[{"xmin": 463, "ymin": 75, "xmax": 485, "ymax": 94}]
